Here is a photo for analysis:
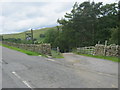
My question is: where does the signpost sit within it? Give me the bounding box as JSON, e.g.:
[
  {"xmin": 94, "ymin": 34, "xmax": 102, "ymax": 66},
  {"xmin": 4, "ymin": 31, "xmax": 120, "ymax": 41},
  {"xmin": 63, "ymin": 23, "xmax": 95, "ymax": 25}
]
[{"xmin": 25, "ymin": 29, "xmax": 34, "ymax": 44}]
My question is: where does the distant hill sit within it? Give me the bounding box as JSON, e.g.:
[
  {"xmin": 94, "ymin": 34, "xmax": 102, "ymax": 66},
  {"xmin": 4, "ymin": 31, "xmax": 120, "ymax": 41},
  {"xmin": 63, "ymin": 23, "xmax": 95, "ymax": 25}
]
[{"xmin": 3, "ymin": 26, "xmax": 57, "ymax": 43}]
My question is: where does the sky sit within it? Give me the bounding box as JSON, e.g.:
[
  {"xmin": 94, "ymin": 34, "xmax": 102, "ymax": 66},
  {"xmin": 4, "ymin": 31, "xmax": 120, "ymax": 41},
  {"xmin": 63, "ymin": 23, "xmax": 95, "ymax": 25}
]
[{"xmin": 0, "ymin": 0, "xmax": 118, "ymax": 34}]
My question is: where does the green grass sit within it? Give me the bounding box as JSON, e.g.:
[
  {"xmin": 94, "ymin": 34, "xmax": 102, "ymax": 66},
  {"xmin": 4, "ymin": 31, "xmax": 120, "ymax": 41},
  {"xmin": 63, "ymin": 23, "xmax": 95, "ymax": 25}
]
[
  {"xmin": 1, "ymin": 43, "xmax": 44, "ymax": 56},
  {"xmin": 1, "ymin": 43, "xmax": 63, "ymax": 58},
  {"xmin": 75, "ymin": 52, "xmax": 120, "ymax": 62},
  {"xmin": 2, "ymin": 26, "xmax": 57, "ymax": 43},
  {"xmin": 51, "ymin": 50, "xmax": 64, "ymax": 58}
]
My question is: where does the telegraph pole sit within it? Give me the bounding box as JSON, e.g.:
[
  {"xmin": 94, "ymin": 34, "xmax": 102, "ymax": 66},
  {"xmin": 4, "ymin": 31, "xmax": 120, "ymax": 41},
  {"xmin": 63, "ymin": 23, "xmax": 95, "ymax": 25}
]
[
  {"xmin": 31, "ymin": 29, "xmax": 34, "ymax": 44},
  {"xmin": 118, "ymin": 1, "xmax": 120, "ymax": 21}
]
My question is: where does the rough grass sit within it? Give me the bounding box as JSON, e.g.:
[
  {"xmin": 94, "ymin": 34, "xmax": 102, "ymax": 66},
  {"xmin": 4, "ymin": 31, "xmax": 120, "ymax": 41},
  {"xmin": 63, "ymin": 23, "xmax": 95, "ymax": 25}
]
[
  {"xmin": 1, "ymin": 44, "xmax": 44, "ymax": 56},
  {"xmin": 1, "ymin": 43, "xmax": 63, "ymax": 58},
  {"xmin": 2, "ymin": 26, "xmax": 57, "ymax": 43},
  {"xmin": 51, "ymin": 50, "xmax": 64, "ymax": 58},
  {"xmin": 75, "ymin": 52, "xmax": 119, "ymax": 62}
]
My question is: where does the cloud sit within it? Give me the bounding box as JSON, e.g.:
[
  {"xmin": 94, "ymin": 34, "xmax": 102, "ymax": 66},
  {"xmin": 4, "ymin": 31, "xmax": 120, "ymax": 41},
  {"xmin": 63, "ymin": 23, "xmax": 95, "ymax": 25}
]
[
  {"xmin": 0, "ymin": 0, "xmax": 118, "ymax": 3},
  {"xmin": 0, "ymin": 2, "xmax": 74, "ymax": 34},
  {"xmin": 0, "ymin": 0, "xmax": 118, "ymax": 34}
]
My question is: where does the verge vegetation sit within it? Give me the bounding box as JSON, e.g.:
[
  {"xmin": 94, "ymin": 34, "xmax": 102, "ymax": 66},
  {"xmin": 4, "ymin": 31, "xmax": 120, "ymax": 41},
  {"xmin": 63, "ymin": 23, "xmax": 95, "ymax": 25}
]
[
  {"xmin": 74, "ymin": 52, "xmax": 120, "ymax": 62},
  {"xmin": 1, "ymin": 44, "xmax": 46, "ymax": 56},
  {"xmin": 1, "ymin": 43, "xmax": 63, "ymax": 58},
  {"xmin": 51, "ymin": 50, "xmax": 64, "ymax": 58}
]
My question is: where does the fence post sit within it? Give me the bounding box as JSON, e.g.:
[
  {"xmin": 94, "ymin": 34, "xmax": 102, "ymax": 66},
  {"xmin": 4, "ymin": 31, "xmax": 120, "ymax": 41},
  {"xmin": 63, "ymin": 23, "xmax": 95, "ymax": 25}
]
[
  {"xmin": 104, "ymin": 40, "xmax": 107, "ymax": 56},
  {"xmin": 57, "ymin": 47, "xmax": 60, "ymax": 52},
  {"xmin": 98, "ymin": 41, "xmax": 100, "ymax": 44}
]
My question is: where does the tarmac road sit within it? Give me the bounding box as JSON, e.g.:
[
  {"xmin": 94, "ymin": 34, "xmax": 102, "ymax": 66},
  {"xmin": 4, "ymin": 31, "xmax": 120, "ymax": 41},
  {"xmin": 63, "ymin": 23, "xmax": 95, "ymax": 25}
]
[{"xmin": 1, "ymin": 46, "xmax": 118, "ymax": 88}]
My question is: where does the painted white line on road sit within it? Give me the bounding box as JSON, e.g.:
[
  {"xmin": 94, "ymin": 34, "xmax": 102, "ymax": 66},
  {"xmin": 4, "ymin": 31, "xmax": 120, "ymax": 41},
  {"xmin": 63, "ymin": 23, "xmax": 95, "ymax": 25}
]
[
  {"xmin": 12, "ymin": 71, "xmax": 32, "ymax": 88},
  {"xmin": 22, "ymin": 81, "xmax": 32, "ymax": 88},
  {"xmin": 98, "ymin": 72, "xmax": 116, "ymax": 77},
  {"xmin": 47, "ymin": 59, "xmax": 55, "ymax": 62},
  {"xmin": 12, "ymin": 72, "xmax": 21, "ymax": 79},
  {"xmin": 112, "ymin": 84, "xmax": 116, "ymax": 88},
  {"xmin": 104, "ymin": 74, "xmax": 114, "ymax": 77},
  {"xmin": 98, "ymin": 72, "xmax": 103, "ymax": 75}
]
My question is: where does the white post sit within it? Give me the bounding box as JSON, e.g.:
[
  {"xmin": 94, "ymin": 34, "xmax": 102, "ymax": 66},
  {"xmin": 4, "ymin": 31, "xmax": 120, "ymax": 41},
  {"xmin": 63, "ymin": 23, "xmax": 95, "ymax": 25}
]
[
  {"xmin": 104, "ymin": 40, "xmax": 107, "ymax": 56},
  {"xmin": 98, "ymin": 41, "xmax": 100, "ymax": 44},
  {"xmin": 57, "ymin": 47, "xmax": 60, "ymax": 52}
]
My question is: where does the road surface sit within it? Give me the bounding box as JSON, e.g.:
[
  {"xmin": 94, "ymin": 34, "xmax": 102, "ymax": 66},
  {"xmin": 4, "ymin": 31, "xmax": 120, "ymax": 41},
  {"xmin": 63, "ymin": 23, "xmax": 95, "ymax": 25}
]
[
  {"xmin": 0, "ymin": 46, "xmax": 2, "ymax": 90},
  {"xmin": 1, "ymin": 46, "xmax": 118, "ymax": 88}
]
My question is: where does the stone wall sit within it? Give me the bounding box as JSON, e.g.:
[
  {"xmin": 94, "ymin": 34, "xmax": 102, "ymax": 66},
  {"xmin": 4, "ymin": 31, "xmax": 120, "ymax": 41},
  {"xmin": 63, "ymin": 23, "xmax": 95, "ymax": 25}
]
[
  {"xmin": 94, "ymin": 44, "xmax": 120, "ymax": 57},
  {"xmin": 2, "ymin": 41, "xmax": 51, "ymax": 55},
  {"xmin": 76, "ymin": 44, "xmax": 120, "ymax": 57}
]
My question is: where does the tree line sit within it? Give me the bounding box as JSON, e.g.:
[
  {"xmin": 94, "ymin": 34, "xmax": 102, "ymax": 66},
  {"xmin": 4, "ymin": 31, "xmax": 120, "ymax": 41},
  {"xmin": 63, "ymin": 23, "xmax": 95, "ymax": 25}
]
[
  {"xmin": 44, "ymin": 1, "xmax": 119, "ymax": 52},
  {"xmin": 2, "ymin": 1, "xmax": 119, "ymax": 53}
]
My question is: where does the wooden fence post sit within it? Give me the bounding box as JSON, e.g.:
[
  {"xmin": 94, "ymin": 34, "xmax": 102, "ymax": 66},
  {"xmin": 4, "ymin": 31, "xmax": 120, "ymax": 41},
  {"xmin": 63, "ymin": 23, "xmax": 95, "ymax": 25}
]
[{"xmin": 104, "ymin": 40, "xmax": 107, "ymax": 56}]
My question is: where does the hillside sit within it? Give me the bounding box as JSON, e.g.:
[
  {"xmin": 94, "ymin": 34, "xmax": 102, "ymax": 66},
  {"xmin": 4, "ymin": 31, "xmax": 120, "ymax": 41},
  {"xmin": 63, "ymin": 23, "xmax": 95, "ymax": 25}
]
[{"xmin": 3, "ymin": 26, "xmax": 57, "ymax": 42}]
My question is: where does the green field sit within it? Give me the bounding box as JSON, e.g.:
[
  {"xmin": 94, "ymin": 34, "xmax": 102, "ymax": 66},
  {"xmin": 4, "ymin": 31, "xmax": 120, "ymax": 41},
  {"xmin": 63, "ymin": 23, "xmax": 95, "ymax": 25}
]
[{"xmin": 2, "ymin": 26, "xmax": 57, "ymax": 43}]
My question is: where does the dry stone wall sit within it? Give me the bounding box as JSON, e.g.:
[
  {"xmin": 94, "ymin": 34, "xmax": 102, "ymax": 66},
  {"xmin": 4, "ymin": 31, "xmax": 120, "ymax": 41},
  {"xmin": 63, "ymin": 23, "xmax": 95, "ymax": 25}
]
[
  {"xmin": 77, "ymin": 44, "xmax": 119, "ymax": 57},
  {"xmin": 94, "ymin": 44, "xmax": 120, "ymax": 57},
  {"xmin": 2, "ymin": 41, "xmax": 51, "ymax": 55}
]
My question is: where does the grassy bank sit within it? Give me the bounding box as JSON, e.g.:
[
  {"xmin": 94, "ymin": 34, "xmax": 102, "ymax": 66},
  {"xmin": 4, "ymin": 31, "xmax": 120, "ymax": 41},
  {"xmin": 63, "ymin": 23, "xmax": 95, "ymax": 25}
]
[
  {"xmin": 2, "ymin": 26, "xmax": 57, "ymax": 43},
  {"xmin": 1, "ymin": 43, "xmax": 63, "ymax": 58},
  {"xmin": 51, "ymin": 50, "xmax": 64, "ymax": 58},
  {"xmin": 74, "ymin": 52, "xmax": 119, "ymax": 62},
  {"xmin": 1, "ymin": 44, "xmax": 45, "ymax": 56}
]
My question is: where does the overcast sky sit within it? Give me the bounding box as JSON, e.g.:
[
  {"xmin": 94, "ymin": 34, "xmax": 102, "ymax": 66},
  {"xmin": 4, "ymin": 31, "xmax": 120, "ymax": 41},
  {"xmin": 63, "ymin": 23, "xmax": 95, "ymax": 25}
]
[{"xmin": 0, "ymin": 0, "xmax": 118, "ymax": 34}]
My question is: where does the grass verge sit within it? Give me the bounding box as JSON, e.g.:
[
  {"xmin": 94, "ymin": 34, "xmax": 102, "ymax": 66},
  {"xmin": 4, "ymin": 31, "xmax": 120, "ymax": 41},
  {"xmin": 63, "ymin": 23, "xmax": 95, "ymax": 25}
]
[
  {"xmin": 74, "ymin": 52, "xmax": 120, "ymax": 62},
  {"xmin": 1, "ymin": 43, "xmax": 45, "ymax": 56},
  {"xmin": 51, "ymin": 50, "xmax": 64, "ymax": 58}
]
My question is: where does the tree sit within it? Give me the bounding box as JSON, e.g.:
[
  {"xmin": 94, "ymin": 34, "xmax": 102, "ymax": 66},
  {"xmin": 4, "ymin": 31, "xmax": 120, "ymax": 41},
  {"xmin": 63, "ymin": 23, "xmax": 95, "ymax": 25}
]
[
  {"xmin": 44, "ymin": 1, "xmax": 119, "ymax": 52},
  {"xmin": 109, "ymin": 28, "xmax": 119, "ymax": 45},
  {"xmin": 119, "ymin": 1, "xmax": 120, "ymax": 20},
  {"xmin": 44, "ymin": 29, "xmax": 59, "ymax": 47},
  {"xmin": 40, "ymin": 34, "xmax": 45, "ymax": 38},
  {"xmin": 58, "ymin": 1, "xmax": 118, "ymax": 50},
  {"xmin": 57, "ymin": 1, "xmax": 103, "ymax": 52}
]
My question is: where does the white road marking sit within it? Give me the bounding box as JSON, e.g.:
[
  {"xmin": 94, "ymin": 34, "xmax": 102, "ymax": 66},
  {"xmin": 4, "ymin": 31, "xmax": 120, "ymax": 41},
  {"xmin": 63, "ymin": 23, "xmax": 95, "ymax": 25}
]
[
  {"xmin": 98, "ymin": 72, "xmax": 115, "ymax": 77},
  {"xmin": 104, "ymin": 74, "xmax": 114, "ymax": 77},
  {"xmin": 112, "ymin": 84, "xmax": 116, "ymax": 88},
  {"xmin": 12, "ymin": 71, "xmax": 32, "ymax": 88},
  {"xmin": 47, "ymin": 59, "xmax": 55, "ymax": 62},
  {"xmin": 98, "ymin": 72, "xmax": 103, "ymax": 75},
  {"xmin": 12, "ymin": 72, "xmax": 21, "ymax": 79},
  {"xmin": 22, "ymin": 81, "xmax": 32, "ymax": 88}
]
